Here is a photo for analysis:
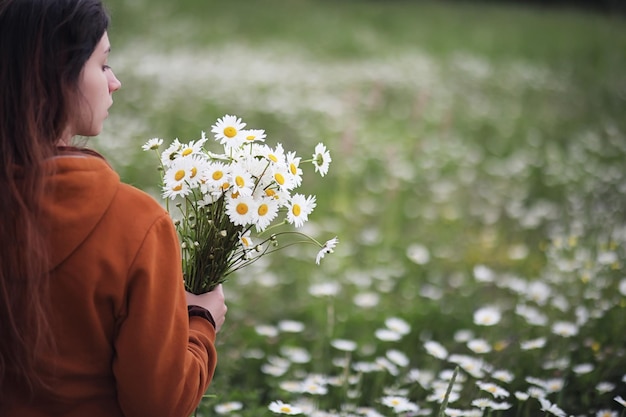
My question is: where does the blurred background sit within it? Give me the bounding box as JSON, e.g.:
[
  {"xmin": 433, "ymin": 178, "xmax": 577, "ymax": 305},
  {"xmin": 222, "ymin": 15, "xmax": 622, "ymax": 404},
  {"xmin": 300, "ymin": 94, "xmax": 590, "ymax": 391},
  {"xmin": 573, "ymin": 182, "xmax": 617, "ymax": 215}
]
[{"xmin": 97, "ymin": 0, "xmax": 626, "ymax": 415}]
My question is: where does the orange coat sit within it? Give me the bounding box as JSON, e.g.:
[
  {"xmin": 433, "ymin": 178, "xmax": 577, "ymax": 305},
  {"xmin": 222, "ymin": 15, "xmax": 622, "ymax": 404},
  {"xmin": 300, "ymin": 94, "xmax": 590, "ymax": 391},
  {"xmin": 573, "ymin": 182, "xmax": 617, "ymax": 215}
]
[{"xmin": 3, "ymin": 150, "xmax": 217, "ymax": 417}]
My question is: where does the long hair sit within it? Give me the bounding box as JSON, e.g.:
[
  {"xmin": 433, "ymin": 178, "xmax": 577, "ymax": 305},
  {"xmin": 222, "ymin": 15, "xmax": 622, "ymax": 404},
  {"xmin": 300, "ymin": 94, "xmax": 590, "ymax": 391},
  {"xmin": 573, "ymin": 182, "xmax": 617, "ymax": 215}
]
[{"xmin": 0, "ymin": 0, "xmax": 109, "ymax": 397}]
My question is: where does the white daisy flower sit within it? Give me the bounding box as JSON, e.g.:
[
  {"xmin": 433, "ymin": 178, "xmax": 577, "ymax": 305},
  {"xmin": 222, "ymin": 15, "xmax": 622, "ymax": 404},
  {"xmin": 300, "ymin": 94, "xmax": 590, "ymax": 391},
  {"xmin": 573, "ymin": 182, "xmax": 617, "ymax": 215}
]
[
  {"xmin": 226, "ymin": 195, "xmax": 256, "ymax": 226},
  {"xmin": 353, "ymin": 292, "xmax": 380, "ymax": 308},
  {"xmin": 520, "ymin": 337, "xmax": 547, "ymax": 350},
  {"xmin": 278, "ymin": 320, "xmax": 305, "ymax": 333},
  {"xmin": 596, "ymin": 410, "xmax": 618, "ymax": 417},
  {"xmin": 178, "ymin": 137, "xmax": 207, "ymax": 158},
  {"xmin": 386, "ymin": 349, "xmax": 410, "ymax": 367},
  {"xmin": 272, "ymin": 163, "xmax": 296, "ymax": 191},
  {"xmin": 380, "ymin": 396, "xmax": 419, "ymax": 413},
  {"xmin": 229, "ymin": 163, "xmax": 254, "ymax": 197},
  {"xmin": 331, "ymin": 338, "xmax": 358, "ymax": 352},
  {"xmin": 492, "ymin": 369, "xmax": 515, "ymax": 383},
  {"xmin": 473, "ymin": 306, "xmax": 502, "ymax": 326},
  {"xmin": 538, "ymin": 397, "xmax": 567, "ymax": 417},
  {"xmin": 551, "ymin": 321, "xmax": 578, "ymax": 337},
  {"xmin": 286, "ymin": 194, "xmax": 316, "ymax": 228},
  {"xmin": 427, "ymin": 389, "xmax": 460, "ymax": 404},
  {"xmin": 211, "ymin": 114, "xmax": 246, "ymax": 149},
  {"xmin": 572, "ymin": 363, "xmax": 594, "ymax": 374},
  {"xmin": 312, "ymin": 142, "xmax": 331, "ymax": 176},
  {"xmin": 142, "ymin": 137, "xmax": 163, "ymax": 151},
  {"xmin": 215, "ymin": 401, "xmax": 243, "ymax": 414},
  {"xmin": 160, "ymin": 138, "xmax": 183, "ymax": 167},
  {"xmin": 162, "ymin": 156, "xmax": 203, "ymax": 199},
  {"xmin": 262, "ymin": 143, "xmax": 287, "ymax": 165},
  {"xmin": 424, "ymin": 340, "xmax": 448, "ymax": 360},
  {"xmin": 476, "ymin": 381, "xmax": 510, "ymax": 398},
  {"xmin": 239, "ymin": 230, "xmax": 254, "ymax": 249},
  {"xmin": 596, "ymin": 382, "xmax": 616, "ymax": 394},
  {"xmin": 309, "ymin": 281, "xmax": 341, "ymax": 297},
  {"xmin": 385, "ymin": 317, "xmax": 411, "ymax": 335},
  {"xmin": 286, "ymin": 151, "xmax": 303, "ymax": 187},
  {"xmin": 255, "ymin": 324, "xmax": 279, "ymax": 338},
  {"xmin": 242, "ymin": 128, "xmax": 266, "ymax": 143},
  {"xmin": 253, "ymin": 197, "xmax": 280, "ymax": 232},
  {"xmin": 268, "ymin": 400, "xmax": 303, "ymax": 415},
  {"xmin": 202, "ymin": 162, "xmax": 231, "ymax": 193},
  {"xmin": 316, "ymin": 236, "xmax": 338, "ymax": 264},
  {"xmin": 375, "ymin": 328, "xmax": 402, "ymax": 342},
  {"xmin": 467, "ymin": 339, "xmax": 492, "ymax": 354},
  {"xmin": 515, "ymin": 392, "xmax": 530, "ymax": 401}
]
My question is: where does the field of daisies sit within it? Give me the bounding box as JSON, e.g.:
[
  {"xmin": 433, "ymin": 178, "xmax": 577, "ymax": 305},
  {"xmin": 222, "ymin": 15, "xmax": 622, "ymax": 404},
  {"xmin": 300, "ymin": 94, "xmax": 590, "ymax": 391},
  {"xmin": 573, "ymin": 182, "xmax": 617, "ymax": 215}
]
[{"xmin": 98, "ymin": 0, "xmax": 626, "ymax": 415}]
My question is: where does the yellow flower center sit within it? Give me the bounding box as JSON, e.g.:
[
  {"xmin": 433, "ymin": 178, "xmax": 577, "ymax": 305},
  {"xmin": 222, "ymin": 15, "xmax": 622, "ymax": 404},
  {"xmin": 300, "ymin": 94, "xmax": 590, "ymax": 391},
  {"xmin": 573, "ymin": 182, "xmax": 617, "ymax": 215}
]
[
  {"xmin": 280, "ymin": 406, "xmax": 291, "ymax": 413},
  {"xmin": 235, "ymin": 175, "xmax": 245, "ymax": 187},
  {"xmin": 182, "ymin": 148, "xmax": 193, "ymax": 156},
  {"xmin": 265, "ymin": 189, "xmax": 276, "ymax": 197},
  {"xmin": 172, "ymin": 184, "xmax": 183, "ymax": 191},
  {"xmin": 246, "ymin": 135, "xmax": 255, "ymax": 141},
  {"xmin": 268, "ymin": 154, "xmax": 278, "ymax": 163},
  {"xmin": 221, "ymin": 182, "xmax": 230, "ymax": 191},
  {"xmin": 224, "ymin": 126, "xmax": 237, "ymax": 138},
  {"xmin": 258, "ymin": 203, "xmax": 269, "ymax": 216},
  {"xmin": 212, "ymin": 171, "xmax": 223, "ymax": 181},
  {"xmin": 241, "ymin": 237, "xmax": 251, "ymax": 246},
  {"xmin": 236, "ymin": 203, "xmax": 248, "ymax": 215},
  {"xmin": 274, "ymin": 173, "xmax": 285, "ymax": 185},
  {"xmin": 292, "ymin": 204, "xmax": 301, "ymax": 216},
  {"xmin": 190, "ymin": 167, "xmax": 197, "ymax": 178},
  {"xmin": 231, "ymin": 191, "xmax": 240, "ymax": 198},
  {"xmin": 174, "ymin": 170, "xmax": 185, "ymax": 181},
  {"xmin": 290, "ymin": 163, "xmax": 297, "ymax": 175}
]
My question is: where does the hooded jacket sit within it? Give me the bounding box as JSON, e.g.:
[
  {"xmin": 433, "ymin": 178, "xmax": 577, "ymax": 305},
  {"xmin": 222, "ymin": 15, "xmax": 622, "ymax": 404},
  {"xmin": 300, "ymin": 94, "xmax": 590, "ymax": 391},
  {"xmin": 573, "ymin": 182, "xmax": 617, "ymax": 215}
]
[{"xmin": 3, "ymin": 149, "xmax": 217, "ymax": 417}]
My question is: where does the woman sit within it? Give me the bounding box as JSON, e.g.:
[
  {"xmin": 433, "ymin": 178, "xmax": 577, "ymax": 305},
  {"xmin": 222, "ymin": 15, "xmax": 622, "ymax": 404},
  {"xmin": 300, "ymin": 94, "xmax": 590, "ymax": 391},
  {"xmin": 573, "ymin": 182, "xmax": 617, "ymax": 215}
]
[{"xmin": 0, "ymin": 0, "xmax": 227, "ymax": 416}]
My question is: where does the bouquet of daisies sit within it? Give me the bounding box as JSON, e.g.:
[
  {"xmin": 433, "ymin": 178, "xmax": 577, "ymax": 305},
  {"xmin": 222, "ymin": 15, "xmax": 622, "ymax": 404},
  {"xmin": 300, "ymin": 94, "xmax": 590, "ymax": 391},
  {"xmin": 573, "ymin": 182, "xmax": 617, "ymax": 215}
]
[{"xmin": 143, "ymin": 115, "xmax": 338, "ymax": 294}]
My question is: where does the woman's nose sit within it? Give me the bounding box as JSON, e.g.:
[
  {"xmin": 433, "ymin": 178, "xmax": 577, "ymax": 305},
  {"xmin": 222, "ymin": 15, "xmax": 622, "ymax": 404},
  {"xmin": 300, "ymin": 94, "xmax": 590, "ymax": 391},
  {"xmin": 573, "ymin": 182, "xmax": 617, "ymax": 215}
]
[{"xmin": 109, "ymin": 71, "xmax": 121, "ymax": 92}]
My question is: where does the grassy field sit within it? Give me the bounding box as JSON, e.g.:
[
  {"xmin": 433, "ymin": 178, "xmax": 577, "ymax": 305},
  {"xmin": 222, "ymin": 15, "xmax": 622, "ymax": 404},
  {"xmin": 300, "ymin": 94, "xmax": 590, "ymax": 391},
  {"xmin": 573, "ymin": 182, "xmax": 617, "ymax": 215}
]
[{"xmin": 97, "ymin": 0, "xmax": 626, "ymax": 415}]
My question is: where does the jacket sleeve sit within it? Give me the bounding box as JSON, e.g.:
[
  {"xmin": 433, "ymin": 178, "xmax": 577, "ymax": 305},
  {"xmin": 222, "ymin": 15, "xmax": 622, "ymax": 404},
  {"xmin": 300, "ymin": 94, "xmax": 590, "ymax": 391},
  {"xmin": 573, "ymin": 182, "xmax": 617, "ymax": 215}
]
[{"xmin": 112, "ymin": 213, "xmax": 217, "ymax": 417}]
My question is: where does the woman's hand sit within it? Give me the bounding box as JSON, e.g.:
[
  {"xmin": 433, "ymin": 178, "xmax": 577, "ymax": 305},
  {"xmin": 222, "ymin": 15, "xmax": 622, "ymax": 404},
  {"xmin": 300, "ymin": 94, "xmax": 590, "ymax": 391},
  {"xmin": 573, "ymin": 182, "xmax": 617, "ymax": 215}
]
[{"xmin": 185, "ymin": 285, "xmax": 227, "ymax": 332}]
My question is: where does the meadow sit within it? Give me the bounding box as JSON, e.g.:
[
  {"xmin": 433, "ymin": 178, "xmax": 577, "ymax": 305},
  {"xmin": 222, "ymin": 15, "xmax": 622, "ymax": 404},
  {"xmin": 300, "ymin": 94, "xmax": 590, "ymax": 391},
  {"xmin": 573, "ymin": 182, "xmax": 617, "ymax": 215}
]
[{"xmin": 97, "ymin": 0, "xmax": 626, "ymax": 415}]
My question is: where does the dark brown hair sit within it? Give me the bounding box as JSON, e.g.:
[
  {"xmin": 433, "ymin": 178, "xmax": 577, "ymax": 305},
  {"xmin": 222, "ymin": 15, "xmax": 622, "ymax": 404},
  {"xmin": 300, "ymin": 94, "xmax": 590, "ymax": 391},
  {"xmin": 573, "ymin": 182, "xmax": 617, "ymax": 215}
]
[{"xmin": 0, "ymin": 0, "xmax": 109, "ymax": 397}]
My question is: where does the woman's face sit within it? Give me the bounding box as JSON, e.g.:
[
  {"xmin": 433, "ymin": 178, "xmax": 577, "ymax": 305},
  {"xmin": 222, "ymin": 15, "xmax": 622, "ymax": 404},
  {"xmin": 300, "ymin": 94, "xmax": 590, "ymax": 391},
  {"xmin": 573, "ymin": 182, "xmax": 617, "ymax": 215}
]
[{"xmin": 67, "ymin": 31, "xmax": 121, "ymax": 139}]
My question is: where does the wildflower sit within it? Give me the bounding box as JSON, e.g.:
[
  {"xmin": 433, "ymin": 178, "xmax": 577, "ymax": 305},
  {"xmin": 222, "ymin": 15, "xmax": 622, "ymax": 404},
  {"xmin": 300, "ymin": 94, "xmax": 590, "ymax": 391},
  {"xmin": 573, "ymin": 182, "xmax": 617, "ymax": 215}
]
[
  {"xmin": 268, "ymin": 400, "xmax": 303, "ymax": 415},
  {"xmin": 473, "ymin": 306, "xmax": 501, "ymax": 326},
  {"xmin": 375, "ymin": 328, "xmax": 402, "ymax": 341},
  {"xmin": 255, "ymin": 324, "xmax": 279, "ymax": 338},
  {"xmin": 330, "ymin": 339, "xmax": 358, "ymax": 352},
  {"xmin": 316, "ymin": 236, "xmax": 339, "ymax": 265},
  {"xmin": 212, "ymin": 114, "xmax": 246, "ymax": 149},
  {"xmin": 281, "ymin": 346, "xmax": 311, "ymax": 364},
  {"xmin": 309, "ymin": 281, "xmax": 341, "ymax": 297},
  {"xmin": 385, "ymin": 317, "xmax": 411, "ymax": 335},
  {"xmin": 596, "ymin": 411, "xmax": 618, "ymax": 417},
  {"xmin": 286, "ymin": 151, "xmax": 303, "ymax": 186},
  {"xmin": 424, "ymin": 340, "xmax": 448, "ymax": 360},
  {"xmin": 406, "ymin": 243, "xmax": 430, "ymax": 265},
  {"xmin": 286, "ymin": 193, "xmax": 316, "ymax": 228},
  {"xmin": 520, "ymin": 337, "xmax": 547, "ymax": 350},
  {"xmin": 492, "ymin": 369, "xmax": 514, "ymax": 383},
  {"xmin": 490, "ymin": 402, "xmax": 513, "ymax": 410},
  {"xmin": 596, "ymin": 382, "xmax": 616, "ymax": 394},
  {"xmin": 551, "ymin": 321, "xmax": 578, "ymax": 337},
  {"xmin": 142, "ymin": 137, "xmax": 163, "ymax": 151},
  {"xmin": 380, "ymin": 396, "xmax": 419, "ymax": 413},
  {"xmin": 453, "ymin": 329, "xmax": 474, "ymax": 343},
  {"xmin": 427, "ymin": 389, "xmax": 460, "ymax": 404},
  {"xmin": 572, "ymin": 363, "xmax": 594, "ymax": 374},
  {"xmin": 278, "ymin": 320, "xmax": 305, "ymax": 333},
  {"xmin": 477, "ymin": 381, "xmax": 510, "ymax": 398},
  {"xmin": 312, "ymin": 142, "xmax": 331, "ymax": 176},
  {"xmin": 254, "ymin": 197, "xmax": 280, "ymax": 232},
  {"xmin": 386, "ymin": 349, "xmax": 410, "ymax": 367},
  {"xmin": 225, "ymin": 194, "xmax": 256, "ymax": 226},
  {"xmin": 215, "ymin": 401, "xmax": 243, "ymax": 414},
  {"xmin": 242, "ymin": 128, "xmax": 266, "ymax": 143},
  {"xmin": 471, "ymin": 398, "xmax": 493, "ymax": 409},
  {"xmin": 515, "ymin": 392, "xmax": 530, "ymax": 401},
  {"xmin": 467, "ymin": 339, "xmax": 492, "ymax": 354},
  {"xmin": 444, "ymin": 408, "xmax": 464, "ymax": 417},
  {"xmin": 353, "ymin": 292, "xmax": 380, "ymax": 308},
  {"xmin": 538, "ymin": 398, "xmax": 567, "ymax": 417}
]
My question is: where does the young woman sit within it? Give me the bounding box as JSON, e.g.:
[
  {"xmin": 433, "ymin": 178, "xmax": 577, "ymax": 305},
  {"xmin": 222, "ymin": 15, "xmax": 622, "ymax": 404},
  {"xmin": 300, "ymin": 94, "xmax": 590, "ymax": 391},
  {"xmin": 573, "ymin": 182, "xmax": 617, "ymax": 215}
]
[{"xmin": 0, "ymin": 0, "xmax": 227, "ymax": 416}]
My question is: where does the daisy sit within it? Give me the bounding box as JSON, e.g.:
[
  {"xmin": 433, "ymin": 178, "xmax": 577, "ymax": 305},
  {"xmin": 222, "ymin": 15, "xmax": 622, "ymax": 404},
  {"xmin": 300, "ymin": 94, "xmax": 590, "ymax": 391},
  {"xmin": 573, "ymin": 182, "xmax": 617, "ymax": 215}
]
[
  {"xmin": 178, "ymin": 137, "xmax": 207, "ymax": 158},
  {"xmin": 278, "ymin": 320, "xmax": 305, "ymax": 333},
  {"xmin": 424, "ymin": 340, "xmax": 448, "ymax": 360},
  {"xmin": 375, "ymin": 328, "xmax": 402, "ymax": 342},
  {"xmin": 572, "ymin": 363, "xmax": 594, "ymax": 374},
  {"xmin": 551, "ymin": 321, "xmax": 579, "ymax": 337},
  {"xmin": 211, "ymin": 114, "xmax": 246, "ymax": 149},
  {"xmin": 202, "ymin": 162, "xmax": 231, "ymax": 194},
  {"xmin": 380, "ymin": 396, "xmax": 419, "ymax": 413},
  {"xmin": 286, "ymin": 151, "xmax": 303, "ymax": 187},
  {"xmin": 331, "ymin": 338, "xmax": 357, "ymax": 352},
  {"xmin": 160, "ymin": 138, "xmax": 182, "ymax": 167},
  {"xmin": 229, "ymin": 163, "xmax": 254, "ymax": 197},
  {"xmin": 596, "ymin": 411, "xmax": 618, "ymax": 417},
  {"xmin": 538, "ymin": 398, "xmax": 567, "ymax": 417},
  {"xmin": 242, "ymin": 128, "xmax": 266, "ymax": 143},
  {"xmin": 596, "ymin": 382, "xmax": 616, "ymax": 394},
  {"xmin": 385, "ymin": 317, "xmax": 411, "ymax": 335},
  {"xmin": 520, "ymin": 337, "xmax": 547, "ymax": 350},
  {"xmin": 427, "ymin": 389, "xmax": 461, "ymax": 404},
  {"xmin": 473, "ymin": 306, "xmax": 502, "ymax": 326},
  {"xmin": 471, "ymin": 398, "xmax": 493, "ymax": 410},
  {"xmin": 312, "ymin": 142, "xmax": 331, "ymax": 176},
  {"xmin": 215, "ymin": 401, "xmax": 243, "ymax": 414},
  {"xmin": 386, "ymin": 349, "xmax": 410, "ymax": 367},
  {"xmin": 286, "ymin": 194, "xmax": 316, "ymax": 228},
  {"xmin": 467, "ymin": 339, "xmax": 492, "ymax": 354},
  {"xmin": 263, "ymin": 143, "xmax": 287, "ymax": 165},
  {"xmin": 316, "ymin": 236, "xmax": 338, "ymax": 264},
  {"xmin": 268, "ymin": 400, "xmax": 303, "ymax": 415},
  {"xmin": 353, "ymin": 292, "xmax": 380, "ymax": 308},
  {"xmin": 142, "ymin": 137, "xmax": 163, "ymax": 151},
  {"xmin": 492, "ymin": 369, "xmax": 515, "ymax": 383},
  {"xmin": 271, "ymin": 163, "xmax": 296, "ymax": 191},
  {"xmin": 239, "ymin": 230, "xmax": 254, "ymax": 249},
  {"xmin": 162, "ymin": 157, "xmax": 203, "ymax": 199},
  {"xmin": 476, "ymin": 381, "xmax": 510, "ymax": 398},
  {"xmin": 255, "ymin": 324, "xmax": 279, "ymax": 338},
  {"xmin": 309, "ymin": 281, "xmax": 341, "ymax": 297},
  {"xmin": 225, "ymin": 195, "xmax": 256, "ymax": 226}
]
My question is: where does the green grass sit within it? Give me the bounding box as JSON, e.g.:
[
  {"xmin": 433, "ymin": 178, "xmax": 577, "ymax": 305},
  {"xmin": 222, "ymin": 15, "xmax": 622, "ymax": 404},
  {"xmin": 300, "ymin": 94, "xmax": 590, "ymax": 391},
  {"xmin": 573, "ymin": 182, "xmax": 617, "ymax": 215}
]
[{"xmin": 98, "ymin": 0, "xmax": 626, "ymax": 415}]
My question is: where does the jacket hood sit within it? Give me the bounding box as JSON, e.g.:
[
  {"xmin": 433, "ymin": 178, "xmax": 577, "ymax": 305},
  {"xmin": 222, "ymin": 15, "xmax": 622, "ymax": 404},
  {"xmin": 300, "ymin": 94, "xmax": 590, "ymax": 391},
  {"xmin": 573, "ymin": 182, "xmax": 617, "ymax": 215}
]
[{"xmin": 39, "ymin": 151, "xmax": 120, "ymax": 271}]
